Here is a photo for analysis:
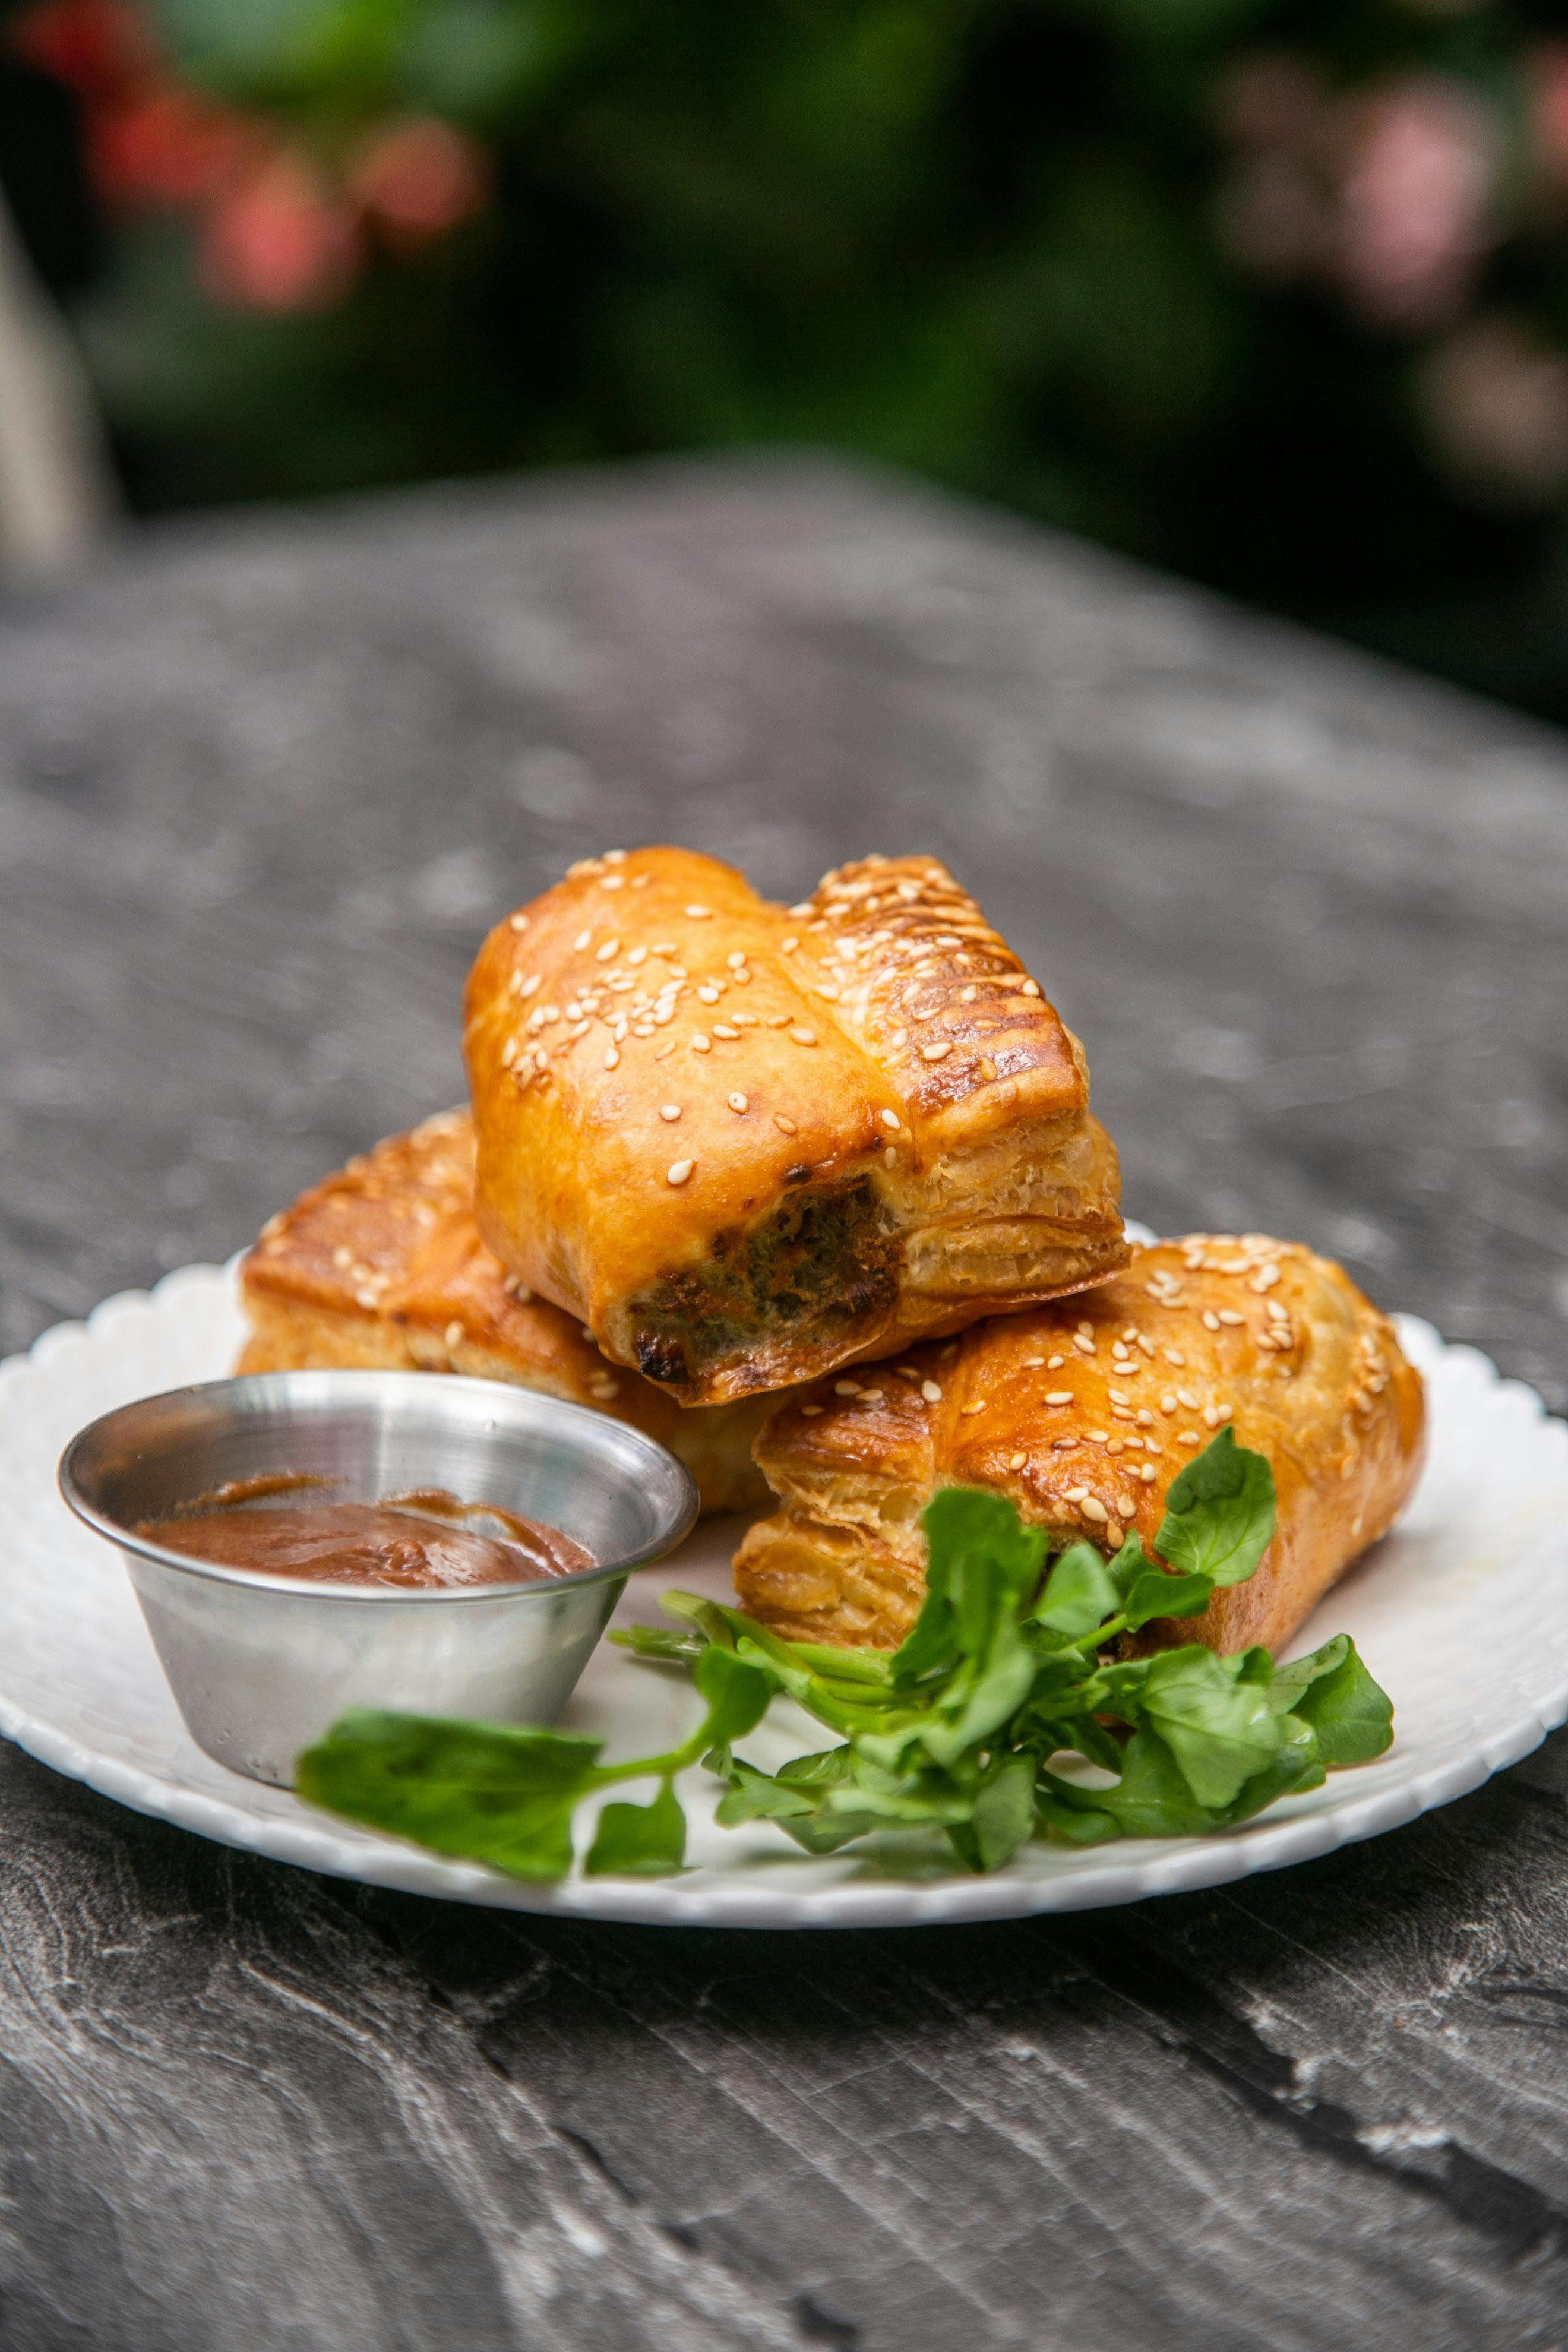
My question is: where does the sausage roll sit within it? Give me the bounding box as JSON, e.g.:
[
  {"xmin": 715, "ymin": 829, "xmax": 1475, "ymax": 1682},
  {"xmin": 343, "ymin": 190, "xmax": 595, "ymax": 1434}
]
[
  {"xmin": 735, "ymin": 1234, "xmax": 1425, "ymax": 1658},
  {"xmin": 237, "ymin": 1111, "xmax": 771, "ymax": 1517},
  {"xmin": 463, "ymin": 846, "xmax": 1127, "ymax": 1406}
]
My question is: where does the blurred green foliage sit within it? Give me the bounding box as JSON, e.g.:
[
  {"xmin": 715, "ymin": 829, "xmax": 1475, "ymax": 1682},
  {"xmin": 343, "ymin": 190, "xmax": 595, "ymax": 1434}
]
[{"xmin": 43, "ymin": 0, "xmax": 1568, "ymax": 653}]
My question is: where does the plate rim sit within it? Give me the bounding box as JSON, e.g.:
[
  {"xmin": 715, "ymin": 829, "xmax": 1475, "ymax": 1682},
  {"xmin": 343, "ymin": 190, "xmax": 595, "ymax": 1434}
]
[{"xmin": 1, "ymin": 1266, "xmax": 1564, "ymax": 1929}]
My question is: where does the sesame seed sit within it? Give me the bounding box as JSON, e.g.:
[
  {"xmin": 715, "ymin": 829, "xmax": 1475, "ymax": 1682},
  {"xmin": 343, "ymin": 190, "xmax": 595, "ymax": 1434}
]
[
  {"xmin": 1073, "ymin": 1333, "xmax": 1096, "ymax": 1356},
  {"xmin": 659, "ymin": 1104, "xmax": 682, "ymax": 1121},
  {"xmin": 1136, "ymin": 1409, "xmax": 1153, "ymax": 1427},
  {"xmin": 508, "ymin": 913, "xmax": 529, "ymax": 931},
  {"xmin": 666, "ymin": 1159, "xmax": 694, "ymax": 1186},
  {"xmin": 728, "ymin": 1092, "xmax": 748, "ymax": 1112},
  {"xmin": 698, "ymin": 985, "xmax": 720, "ymax": 1004},
  {"xmin": 890, "ymin": 1028, "xmax": 908, "ymax": 1046},
  {"xmin": 444, "ymin": 1321, "xmax": 464, "ymax": 1348},
  {"xmin": 600, "ymin": 875, "xmax": 623, "ymax": 892},
  {"xmin": 520, "ymin": 974, "xmax": 541, "ymax": 998},
  {"xmin": 816, "ymin": 985, "xmax": 840, "ymax": 1002},
  {"xmin": 1138, "ymin": 1463, "xmax": 1157, "ymax": 1482},
  {"xmin": 691, "ymin": 1034, "xmax": 711, "ymax": 1053},
  {"xmin": 713, "ymin": 1023, "xmax": 739, "ymax": 1040},
  {"xmin": 921, "ymin": 1380, "xmax": 943, "ymax": 1403},
  {"xmin": 1251, "ymin": 1264, "xmax": 1281, "ymax": 1292},
  {"xmin": 1086, "ymin": 1430, "xmax": 1108, "ymax": 1444},
  {"xmin": 1111, "ymin": 1342, "xmax": 1129, "ymax": 1360},
  {"xmin": 603, "ymin": 849, "xmax": 625, "ymax": 864},
  {"xmin": 1047, "ymin": 1354, "xmax": 1065, "ymax": 1369},
  {"xmin": 880, "ymin": 1110, "xmax": 900, "ymax": 1131},
  {"xmin": 603, "ymin": 1048, "xmax": 619, "ymax": 1070},
  {"xmin": 573, "ymin": 929, "xmax": 592, "ymax": 950},
  {"xmin": 1052, "ymin": 1436, "xmax": 1074, "ymax": 1450},
  {"xmin": 790, "ymin": 1028, "xmax": 818, "ymax": 1046},
  {"xmin": 834, "ymin": 1380, "xmax": 861, "ymax": 1396},
  {"xmin": 1160, "ymin": 1393, "xmax": 1178, "ymax": 1413},
  {"xmin": 961, "ymin": 1401, "xmax": 985, "ymax": 1416},
  {"xmin": 685, "ymin": 905, "xmax": 712, "ymax": 919},
  {"xmin": 773, "ymin": 1113, "xmax": 797, "ymax": 1133},
  {"xmin": 921, "ymin": 1040, "xmax": 951, "ymax": 1061},
  {"xmin": 1218, "ymin": 1309, "xmax": 1244, "ymax": 1326},
  {"xmin": 801, "ymin": 1404, "xmax": 824, "ymax": 1417},
  {"xmin": 1177, "ymin": 1389, "xmax": 1199, "ymax": 1409},
  {"xmin": 595, "ymin": 939, "xmax": 619, "ymax": 963},
  {"xmin": 1081, "ymin": 1497, "xmax": 1109, "ymax": 1523},
  {"xmin": 884, "ymin": 1146, "xmax": 897, "ymax": 1167},
  {"xmin": 1137, "ymin": 1334, "xmax": 1155, "ymax": 1356},
  {"xmin": 1078, "ymin": 1321, "xmax": 1095, "ymax": 1336},
  {"xmin": 627, "ymin": 946, "xmax": 648, "ymax": 966},
  {"xmin": 1066, "ymin": 1485, "xmax": 1089, "ymax": 1503},
  {"xmin": 1214, "ymin": 1402, "xmax": 1234, "ymax": 1422},
  {"xmin": 1178, "ymin": 1430, "xmax": 1201, "ymax": 1446},
  {"xmin": 1106, "ymin": 1438, "xmax": 1124, "ymax": 1455},
  {"xmin": 781, "ymin": 936, "xmax": 799, "ymax": 954},
  {"xmin": 1109, "ymin": 1387, "xmax": 1130, "ymax": 1405},
  {"xmin": 1020, "ymin": 979, "xmax": 1040, "ymax": 997},
  {"xmin": 1045, "ymin": 1390, "xmax": 1073, "ymax": 1405},
  {"xmin": 941, "ymin": 1343, "xmax": 959, "ymax": 1360},
  {"xmin": 1163, "ymin": 1348, "xmax": 1186, "ymax": 1367},
  {"xmin": 332, "ymin": 1245, "xmax": 353, "ymax": 1267},
  {"xmin": 959, "ymin": 985, "xmax": 978, "ymax": 1003},
  {"xmin": 631, "ymin": 874, "xmax": 650, "ymax": 888},
  {"xmin": 1008, "ymin": 1451, "xmax": 1026, "ymax": 1470}
]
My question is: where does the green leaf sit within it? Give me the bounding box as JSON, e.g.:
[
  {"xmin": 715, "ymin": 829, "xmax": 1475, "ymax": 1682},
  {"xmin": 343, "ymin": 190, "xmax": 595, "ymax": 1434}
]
[
  {"xmin": 693, "ymin": 1644, "xmax": 772, "ymax": 1749},
  {"xmin": 296, "ymin": 1710, "xmax": 602, "ymax": 1882},
  {"xmin": 609, "ymin": 1623, "xmax": 707, "ymax": 1665},
  {"xmin": 1036, "ymin": 1787, "xmax": 1123, "ymax": 1845},
  {"xmin": 584, "ymin": 1781, "xmax": 687, "ymax": 1876},
  {"xmin": 1121, "ymin": 1569, "xmax": 1214, "ymax": 1630},
  {"xmin": 1217, "ymin": 1712, "xmax": 1326, "ymax": 1824},
  {"xmin": 1031, "ymin": 1541, "xmax": 1121, "ymax": 1636},
  {"xmin": 1138, "ymin": 1645, "xmax": 1283, "ymax": 1809},
  {"xmin": 1156, "ymin": 1428, "xmax": 1276, "ymax": 1588},
  {"xmin": 947, "ymin": 1756, "xmax": 1037, "ymax": 1872},
  {"xmin": 1278, "ymin": 1637, "xmax": 1394, "ymax": 1766},
  {"xmin": 1096, "ymin": 1728, "xmax": 1221, "ymax": 1837}
]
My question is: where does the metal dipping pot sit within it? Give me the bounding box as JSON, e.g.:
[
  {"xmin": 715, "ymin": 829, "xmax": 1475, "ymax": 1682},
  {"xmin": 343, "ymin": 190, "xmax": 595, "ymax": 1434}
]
[{"xmin": 58, "ymin": 1370, "xmax": 699, "ymax": 1787}]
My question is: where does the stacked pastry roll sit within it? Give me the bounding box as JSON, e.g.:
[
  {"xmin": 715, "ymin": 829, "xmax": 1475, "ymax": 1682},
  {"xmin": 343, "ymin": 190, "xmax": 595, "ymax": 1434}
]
[{"xmin": 239, "ymin": 843, "xmax": 1425, "ymax": 1654}]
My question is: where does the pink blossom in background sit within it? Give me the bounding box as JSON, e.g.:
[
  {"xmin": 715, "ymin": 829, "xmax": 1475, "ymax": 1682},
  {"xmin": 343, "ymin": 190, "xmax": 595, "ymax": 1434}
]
[
  {"xmin": 1529, "ymin": 42, "xmax": 1568, "ymax": 188},
  {"xmin": 1333, "ymin": 78, "xmax": 1496, "ymax": 328},
  {"xmin": 1418, "ymin": 317, "xmax": 1568, "ymax": 499}
]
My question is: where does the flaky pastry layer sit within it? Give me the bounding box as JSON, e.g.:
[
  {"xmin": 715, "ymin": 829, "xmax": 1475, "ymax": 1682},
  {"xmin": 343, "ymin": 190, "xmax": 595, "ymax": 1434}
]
[
  {"xmin": 237, "ymin": 1111, "xmax": 770, "ymax": 1517},
  {"xmin": 464, "ymin": 847, "xmax": 1127, "ymax": 1404},
  {"xmin": 735, "ymin": 1234, "xmax": 1425, "ymax": 1658}
]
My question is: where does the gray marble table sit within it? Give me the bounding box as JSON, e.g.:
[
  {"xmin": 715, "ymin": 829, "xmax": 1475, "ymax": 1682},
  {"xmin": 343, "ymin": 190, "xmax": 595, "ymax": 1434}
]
[{"xmin": 2, "ymin": 453, "xmax": 1567, "ymax": 2352}]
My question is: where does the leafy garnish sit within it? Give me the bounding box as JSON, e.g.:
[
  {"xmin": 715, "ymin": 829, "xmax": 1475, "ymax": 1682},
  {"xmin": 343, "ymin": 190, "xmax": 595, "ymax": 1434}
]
[{"xmin": 297, "ymin": 1433, "xmax": 1392, "ymax": 1881}]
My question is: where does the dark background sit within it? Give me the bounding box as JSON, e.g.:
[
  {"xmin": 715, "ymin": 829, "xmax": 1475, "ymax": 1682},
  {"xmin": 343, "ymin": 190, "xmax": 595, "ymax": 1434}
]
[{"xmin": 10, "ymin": 0, "xmax": 1568, "ymax": 719}]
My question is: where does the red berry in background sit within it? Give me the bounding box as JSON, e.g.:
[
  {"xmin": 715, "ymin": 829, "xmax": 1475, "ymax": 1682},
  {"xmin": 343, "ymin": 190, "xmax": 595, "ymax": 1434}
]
[
  {"xmin": 201, "ymin": 153, "xmax": 361, "ymax": 313},
  {"xmin": 346, "ymin": 117, "xmax": 490, "ymax": 251},
  {"xmin": 93, "ymin": 82, "xmax": 264, "ymax": 207}
]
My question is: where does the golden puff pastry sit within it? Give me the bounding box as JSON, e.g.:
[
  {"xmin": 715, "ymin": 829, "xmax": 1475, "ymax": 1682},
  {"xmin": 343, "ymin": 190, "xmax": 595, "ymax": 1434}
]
[
  {"xmin": 735, "ymin": 1233, "xmax": 1425, "ymax": 1658},
  {"xmin": 463, "ymin": 846, "xmax": 1127, "ymax": 1406},
  {"xmin": 236, "ymin": 1111, "xmax": 771, "ymax": 1516}
]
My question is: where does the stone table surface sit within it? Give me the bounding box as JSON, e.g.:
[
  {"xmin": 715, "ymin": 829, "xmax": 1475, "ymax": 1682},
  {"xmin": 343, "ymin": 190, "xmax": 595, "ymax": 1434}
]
[{"xmin": 2, "ymin": 452, "xmax": 1568, "ymax": 2352}]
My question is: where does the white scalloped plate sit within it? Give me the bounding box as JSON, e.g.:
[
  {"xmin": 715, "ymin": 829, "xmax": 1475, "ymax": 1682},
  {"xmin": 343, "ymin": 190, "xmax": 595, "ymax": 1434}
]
[{"xmin": 2, "ymin": 1261, "xmax": 1564, "ymax": 1927}]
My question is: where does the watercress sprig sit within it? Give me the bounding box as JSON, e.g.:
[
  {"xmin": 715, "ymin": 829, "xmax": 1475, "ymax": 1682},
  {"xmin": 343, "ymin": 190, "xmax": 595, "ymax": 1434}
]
[{"xmin": 296, "ymin": 1430, "xmax": 1393, "ymax": 1879}]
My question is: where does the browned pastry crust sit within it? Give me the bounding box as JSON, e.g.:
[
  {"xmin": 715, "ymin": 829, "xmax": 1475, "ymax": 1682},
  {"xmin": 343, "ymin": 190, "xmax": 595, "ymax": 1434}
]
[
  {"xmin": 735, "ymin": 1234, "xmax": 1425, "ymax": 1658},
  {"xmin": 463, "ymin": 846, "xmax": 1127, "ymax": 1405},
  {"xmin": 236, "ymin": 1111, "xmax": 771, "ymax": 1517}
]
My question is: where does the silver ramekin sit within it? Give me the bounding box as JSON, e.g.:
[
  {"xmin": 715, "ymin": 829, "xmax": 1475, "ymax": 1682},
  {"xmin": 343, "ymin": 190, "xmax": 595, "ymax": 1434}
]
[{"xmin": 59, "ymin": 1370, "xmax": 698, "ymax": 1787}]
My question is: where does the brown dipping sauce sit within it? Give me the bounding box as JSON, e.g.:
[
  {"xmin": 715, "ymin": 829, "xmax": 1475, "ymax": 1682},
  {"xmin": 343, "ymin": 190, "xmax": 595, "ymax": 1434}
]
[{"xmin": 136, "ymin": 1482, "xmax": 592, "ymax": 1591}]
